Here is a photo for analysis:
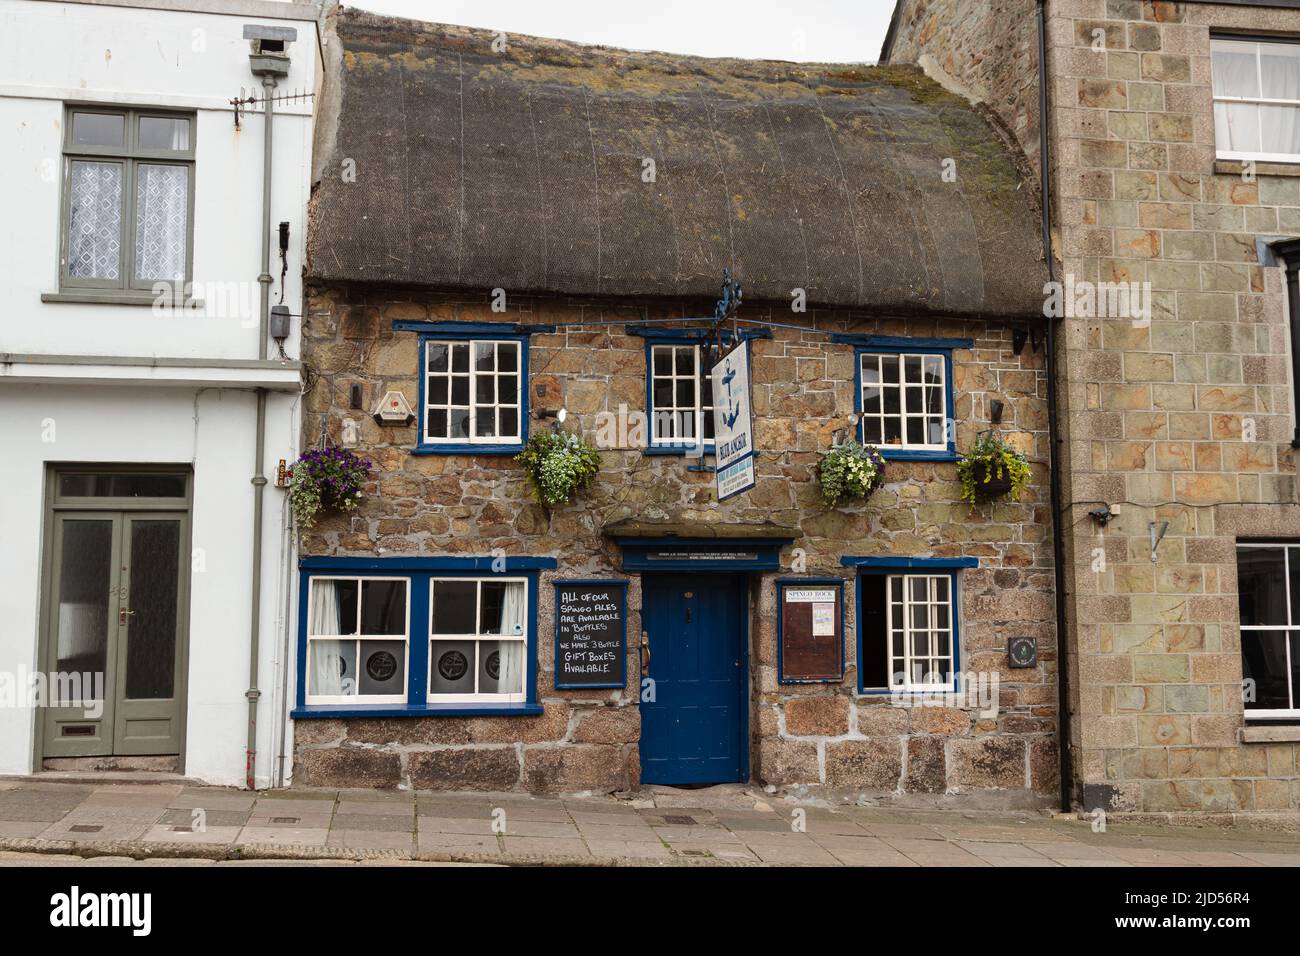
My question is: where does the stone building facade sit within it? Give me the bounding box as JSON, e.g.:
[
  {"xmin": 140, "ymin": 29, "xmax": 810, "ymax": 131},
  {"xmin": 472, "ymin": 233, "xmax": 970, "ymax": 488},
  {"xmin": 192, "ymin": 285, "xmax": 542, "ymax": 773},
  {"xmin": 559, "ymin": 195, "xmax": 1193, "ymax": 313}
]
[
  {"xmin": 293, "ymin": 291, "xmax": 1058, "ymax": 800},
  {"xmin": 291, "ymin": 10, "xmax": 1061, "ymax": 802},
  {"xmin": 889, "ymin": 0, "xmax": 1300, "ymax": 818}
]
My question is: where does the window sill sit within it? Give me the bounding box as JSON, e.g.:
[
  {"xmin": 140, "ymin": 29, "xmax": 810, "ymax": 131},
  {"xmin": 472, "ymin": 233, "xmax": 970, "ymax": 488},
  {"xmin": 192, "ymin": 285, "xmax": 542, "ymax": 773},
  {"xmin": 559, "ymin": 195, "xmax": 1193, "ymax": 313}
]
[
  {"xmin": 292, "ymin": 703, "xmax": 544, "ymax": 719},
  {"xmin": 857, "ymin": 688, "xmax": 962, "ymax": 700},
  {"xmin": 642, "ymin": 444, "xmax": 715, "ymax": 457},
  {"xmin": 42, "ymin": 291, "xmax": 204, "ymax": 308},
  {"xmin": 412, "ymin": 443, "xmax": 523, "ymax": 456},
  {"xmin": 877, "ymin": 448, "xmax": 959, "ymax": 462},
  {"xmin": 1241, "ymin": 722, "xmax": 1300, "ymax": 743},
  {"xmin": 1215, "ymin": 159, "xmax": 1300, "ymax": 178}
]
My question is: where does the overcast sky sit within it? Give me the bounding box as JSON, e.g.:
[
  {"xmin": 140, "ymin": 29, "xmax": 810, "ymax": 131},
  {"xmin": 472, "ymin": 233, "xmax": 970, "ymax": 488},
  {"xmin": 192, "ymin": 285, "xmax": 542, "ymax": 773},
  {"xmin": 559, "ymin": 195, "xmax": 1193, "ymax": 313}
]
[{"xmin": 346, "ymin": 1, "xmax": 896, "ymax": 63}]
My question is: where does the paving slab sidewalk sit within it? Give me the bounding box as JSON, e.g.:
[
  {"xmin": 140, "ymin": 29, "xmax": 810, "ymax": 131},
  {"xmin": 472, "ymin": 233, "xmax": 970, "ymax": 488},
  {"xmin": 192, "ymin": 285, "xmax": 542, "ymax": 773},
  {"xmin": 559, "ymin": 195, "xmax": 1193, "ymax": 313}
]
[{"xmin": 1, "ymin": 778, "xmax": 1298, "ymax": 867}]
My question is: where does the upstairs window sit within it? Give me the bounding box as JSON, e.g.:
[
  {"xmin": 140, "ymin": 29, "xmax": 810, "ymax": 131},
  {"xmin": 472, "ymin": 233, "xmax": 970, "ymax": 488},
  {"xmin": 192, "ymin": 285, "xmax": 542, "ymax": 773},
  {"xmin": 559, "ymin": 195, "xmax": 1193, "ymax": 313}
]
[
  {"xmin": 649, "ymin": 343, "xmax": 714, "ymax": 451},
  {"xmin": 60, "ymin": 107, "xmax": 195, "ymax": 293},
  {"xmin": 1212, "ymin": 37, "xmax": 1300, "ymax": 163},
  {"xmin": 857, "ymin": 348, "xmax": 953, "ymax": 458},
  {"xmin": 419, "ymin": 336, "xmax": 526, "ymax": 453},
  {"xmin": 1237, "ymin": 544, "xmax": 1300, "ymax": 720}
]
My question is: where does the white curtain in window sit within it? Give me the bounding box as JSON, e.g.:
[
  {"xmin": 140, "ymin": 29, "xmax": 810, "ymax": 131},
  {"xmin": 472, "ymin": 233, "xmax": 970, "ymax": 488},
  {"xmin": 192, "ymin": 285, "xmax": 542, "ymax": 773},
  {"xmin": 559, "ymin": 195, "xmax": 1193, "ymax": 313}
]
[
  {"xmin": 1262, "ymin": 47, "xmax": 1300, "ymax": 156},
  {"xmin": 310, "ymin": 580, "xmax": 344, "ymax": 696},
  {"xmin": 135, "ymin": 164, "xmax": 188, "ymax": 281},
  {"xmin": 1212, "ymin": 45, "xmax": 1260, "ymax": 98},
  {"xmin": 498, "ymin": 582, "xmax": 526, "ymax": 695},
  {"xmin": 68, "ymin": 161, "xmax": 122, "ymax": 279}
]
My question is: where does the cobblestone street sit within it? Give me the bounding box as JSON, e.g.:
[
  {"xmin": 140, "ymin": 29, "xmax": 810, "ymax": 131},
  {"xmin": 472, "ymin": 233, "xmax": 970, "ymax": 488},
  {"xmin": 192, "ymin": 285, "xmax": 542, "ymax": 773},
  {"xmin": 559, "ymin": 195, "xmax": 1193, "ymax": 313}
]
[{"xmin": 2, "ymin": 780, "xmax": 1298, "ymax": 867}]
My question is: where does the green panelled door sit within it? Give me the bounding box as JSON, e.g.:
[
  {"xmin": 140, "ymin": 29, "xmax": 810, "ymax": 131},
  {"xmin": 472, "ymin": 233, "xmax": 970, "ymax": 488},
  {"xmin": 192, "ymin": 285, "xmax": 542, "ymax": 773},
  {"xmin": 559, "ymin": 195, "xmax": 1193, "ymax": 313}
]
[{"xmin": 42, "ymin": 511, "xmax": 187, "ymax": 758}]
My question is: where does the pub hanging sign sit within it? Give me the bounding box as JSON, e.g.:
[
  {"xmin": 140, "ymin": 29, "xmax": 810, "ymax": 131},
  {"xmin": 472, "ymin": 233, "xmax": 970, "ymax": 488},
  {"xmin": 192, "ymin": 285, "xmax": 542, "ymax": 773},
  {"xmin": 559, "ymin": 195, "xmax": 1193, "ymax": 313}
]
[
  {"xmin": 711, "ymin": 340, "xmax": 756, "ymax": 501},
  {"xmin": 778, "ymin": 579, "xmax": 845, "ymax": 683}
]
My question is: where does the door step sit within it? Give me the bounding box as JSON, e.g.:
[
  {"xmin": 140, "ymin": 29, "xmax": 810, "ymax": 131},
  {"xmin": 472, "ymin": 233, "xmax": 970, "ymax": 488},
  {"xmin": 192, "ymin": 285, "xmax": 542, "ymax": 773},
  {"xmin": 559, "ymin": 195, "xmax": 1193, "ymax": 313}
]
[{"xmin": 40, "ymin": 754, "xmax": 182, "ymax": 774}]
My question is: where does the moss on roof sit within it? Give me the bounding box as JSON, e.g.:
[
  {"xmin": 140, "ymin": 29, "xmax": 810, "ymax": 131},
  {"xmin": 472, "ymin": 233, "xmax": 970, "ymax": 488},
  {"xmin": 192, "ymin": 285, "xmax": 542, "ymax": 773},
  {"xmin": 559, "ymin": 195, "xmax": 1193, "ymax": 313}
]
[{"xmin": 310, "ymin": 9, "xmax": 1049, "ymax": 316}]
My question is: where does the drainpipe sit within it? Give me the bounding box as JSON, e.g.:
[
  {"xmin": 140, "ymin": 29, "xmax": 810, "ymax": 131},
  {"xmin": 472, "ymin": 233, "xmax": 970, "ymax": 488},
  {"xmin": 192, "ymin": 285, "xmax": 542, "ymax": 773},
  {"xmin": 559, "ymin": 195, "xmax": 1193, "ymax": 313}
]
[
  {"xmin": 1036, "ymin": 0, "xmax": 1074, "ymax": 813},
  {"xmin": 1272, "ymin": 240, "xmax": 1300, "ymax": 448},
  {"xmin": 247, "ymin": 51, "xmax": 287, "ymax": 790}
]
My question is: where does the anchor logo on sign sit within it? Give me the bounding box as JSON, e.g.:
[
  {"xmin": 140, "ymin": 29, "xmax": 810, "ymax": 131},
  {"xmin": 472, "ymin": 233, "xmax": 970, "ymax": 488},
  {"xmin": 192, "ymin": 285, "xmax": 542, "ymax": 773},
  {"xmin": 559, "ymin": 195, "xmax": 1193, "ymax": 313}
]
[{"xmin": 721, "ymin": 358, "xmax": 741, "ymax": 430}]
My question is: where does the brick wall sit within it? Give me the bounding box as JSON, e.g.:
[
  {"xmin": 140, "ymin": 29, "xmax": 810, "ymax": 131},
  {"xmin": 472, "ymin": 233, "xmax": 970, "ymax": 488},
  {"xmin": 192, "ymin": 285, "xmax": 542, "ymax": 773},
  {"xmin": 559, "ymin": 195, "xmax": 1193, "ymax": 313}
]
[
  {"xmin": 294, "ymin": 285, "xmax": 1058, "ymax": 801},
  {"xmin": 891, "ymin": 0, "xmax": 1300, "ymax": 817}
]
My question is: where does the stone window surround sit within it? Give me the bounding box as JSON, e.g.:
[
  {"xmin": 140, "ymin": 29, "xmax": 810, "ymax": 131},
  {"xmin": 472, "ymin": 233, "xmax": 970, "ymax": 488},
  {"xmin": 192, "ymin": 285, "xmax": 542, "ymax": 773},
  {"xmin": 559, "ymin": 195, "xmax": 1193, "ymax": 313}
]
[{"xmin": 292, "ymin": 556, "xmax": 556, "ymax": 719}]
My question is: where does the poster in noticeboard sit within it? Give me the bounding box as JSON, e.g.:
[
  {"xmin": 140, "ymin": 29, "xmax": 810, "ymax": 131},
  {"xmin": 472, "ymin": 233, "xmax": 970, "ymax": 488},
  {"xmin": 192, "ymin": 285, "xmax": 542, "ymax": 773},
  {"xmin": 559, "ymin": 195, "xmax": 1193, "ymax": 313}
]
[{"xmin": 778, "ymin": 580, "xmax": 844, "ymax": 683}]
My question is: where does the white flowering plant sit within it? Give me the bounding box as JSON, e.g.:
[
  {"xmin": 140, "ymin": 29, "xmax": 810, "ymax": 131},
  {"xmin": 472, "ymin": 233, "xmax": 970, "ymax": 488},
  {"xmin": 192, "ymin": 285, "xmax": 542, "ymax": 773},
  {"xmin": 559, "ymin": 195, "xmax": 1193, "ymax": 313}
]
[
  {"xmin": 818, "ymin": 440, "xmax": 885, "ymax": 507},
  {"xmin": 515, "ymin": 429, "xmax": 602, "ymax": 508}
]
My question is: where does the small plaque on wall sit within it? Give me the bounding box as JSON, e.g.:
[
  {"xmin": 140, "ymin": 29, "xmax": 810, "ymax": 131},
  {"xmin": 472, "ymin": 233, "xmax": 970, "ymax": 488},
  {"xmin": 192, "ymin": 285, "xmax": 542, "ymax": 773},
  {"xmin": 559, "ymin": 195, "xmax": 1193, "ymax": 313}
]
[{"xmin": 778, "ymin": 579, "xmax": 844, "ymax": 683}]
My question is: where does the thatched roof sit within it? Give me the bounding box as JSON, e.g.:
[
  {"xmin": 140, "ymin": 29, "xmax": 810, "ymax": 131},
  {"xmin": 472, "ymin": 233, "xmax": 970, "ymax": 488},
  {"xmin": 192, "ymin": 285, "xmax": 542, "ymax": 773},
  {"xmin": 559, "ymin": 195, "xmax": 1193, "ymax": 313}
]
[{"xmin": 309, "ymin": 9, "xmax": 1048, "ymax": 316}]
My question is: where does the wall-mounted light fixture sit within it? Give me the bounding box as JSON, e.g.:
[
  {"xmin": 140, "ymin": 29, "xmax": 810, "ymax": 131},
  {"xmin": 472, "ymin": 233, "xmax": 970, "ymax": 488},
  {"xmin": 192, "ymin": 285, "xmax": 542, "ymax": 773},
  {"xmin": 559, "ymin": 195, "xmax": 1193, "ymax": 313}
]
[
  {"xmin": 990, "ymin": 399, "xmax": 1005, "ymax": 425},
  {"xmin": 536, "ymin": 407, "xmax": 568, "ymax": 431}
]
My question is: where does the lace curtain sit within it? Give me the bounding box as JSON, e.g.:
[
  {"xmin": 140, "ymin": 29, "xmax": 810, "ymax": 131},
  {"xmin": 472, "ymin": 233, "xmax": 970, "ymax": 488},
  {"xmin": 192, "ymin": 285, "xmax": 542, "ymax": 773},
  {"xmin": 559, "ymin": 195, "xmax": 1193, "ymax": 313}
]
[
  {"xmin": 68, "ymin": 161, "xmax": 122, "ymax": 279},
  {"xmin": 135, "ymin": 164, "xmax": 188, "ymax": 281}
]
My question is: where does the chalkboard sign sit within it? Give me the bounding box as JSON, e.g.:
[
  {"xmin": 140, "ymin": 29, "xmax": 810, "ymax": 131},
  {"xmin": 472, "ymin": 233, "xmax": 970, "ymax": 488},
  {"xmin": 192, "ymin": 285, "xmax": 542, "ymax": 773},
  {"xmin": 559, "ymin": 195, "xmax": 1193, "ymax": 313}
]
[
  {"xmin": 555, "ymin": 580, "xmax": 628, "ymax": 689},
  {"xmin": 778, "ymin": 579, "xmax": 844, "ymax": 683}
]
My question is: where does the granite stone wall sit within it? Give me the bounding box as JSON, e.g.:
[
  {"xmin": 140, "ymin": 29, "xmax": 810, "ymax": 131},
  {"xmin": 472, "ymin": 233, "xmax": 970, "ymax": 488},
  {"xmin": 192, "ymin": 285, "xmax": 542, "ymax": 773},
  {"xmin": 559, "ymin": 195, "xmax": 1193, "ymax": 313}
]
[
  {"xmin": 890, "ymin": 0, "xmax": 1300, "ymax": 818},
  {"xmin": 293, "ymin": 285, "xmax": 1057, "ymax": 801}
]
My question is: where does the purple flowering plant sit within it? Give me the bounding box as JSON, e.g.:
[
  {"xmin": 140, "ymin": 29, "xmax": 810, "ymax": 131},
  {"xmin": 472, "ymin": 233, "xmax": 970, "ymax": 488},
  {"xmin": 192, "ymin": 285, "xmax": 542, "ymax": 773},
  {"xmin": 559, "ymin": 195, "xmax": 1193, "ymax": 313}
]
[{"xmin": 289, "ymin": 446, "xmax": 372, "ymax": 529}]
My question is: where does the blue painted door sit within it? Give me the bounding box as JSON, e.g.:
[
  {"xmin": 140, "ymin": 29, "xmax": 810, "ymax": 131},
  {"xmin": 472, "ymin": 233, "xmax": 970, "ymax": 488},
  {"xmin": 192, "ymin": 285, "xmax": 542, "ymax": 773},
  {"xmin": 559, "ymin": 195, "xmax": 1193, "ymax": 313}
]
[{"xmin": 639, "ymin": 574, "xmax": 748, "ymax": 785}]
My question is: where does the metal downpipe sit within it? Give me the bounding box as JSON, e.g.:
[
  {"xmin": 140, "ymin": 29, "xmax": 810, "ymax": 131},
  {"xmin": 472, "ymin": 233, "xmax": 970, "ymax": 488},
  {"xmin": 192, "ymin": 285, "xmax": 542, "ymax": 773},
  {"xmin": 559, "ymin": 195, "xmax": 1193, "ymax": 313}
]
[
  {"xmin": 247, "ymin": 70, "xmax": 276, "ymax": 790},
  {"xmin": 1037, "ymin": 0, "xmax": 1074, "ymax": 814}
]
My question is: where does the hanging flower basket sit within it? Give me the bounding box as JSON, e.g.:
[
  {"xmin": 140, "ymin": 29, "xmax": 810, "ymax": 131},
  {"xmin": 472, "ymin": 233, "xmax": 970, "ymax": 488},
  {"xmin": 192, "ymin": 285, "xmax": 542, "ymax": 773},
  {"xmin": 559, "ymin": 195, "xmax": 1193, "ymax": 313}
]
[
  {"xmin": 967, "ymin": 461, "xmax": 1014, "ymax": 498},
  {"xmin": 289, "ymin": 446, "xmax": 372, "ymax": 529},
  {"xmin": 958, "ymin": 433, "xmax": 1030, "ymax": 510},
  {"xmin": 818, "ymin": 440, "xmax": 885, "ymax": 508},
  {"xmin": 515, "ymin": 429, "xmax": 602, "ymax": 508}
]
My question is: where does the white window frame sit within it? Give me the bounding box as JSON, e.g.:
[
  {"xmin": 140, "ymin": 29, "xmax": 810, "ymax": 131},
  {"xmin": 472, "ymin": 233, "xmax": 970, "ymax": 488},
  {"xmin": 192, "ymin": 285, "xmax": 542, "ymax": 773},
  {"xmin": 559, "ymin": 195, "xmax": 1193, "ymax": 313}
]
[
  {"xmin": 886, "ymin": 574, "xmax": 955, "ymax": 693},
  {"xmin": 1211, "ymin": 37, "xmax": 1300, "ymax": 164},
  {"xmin": 649, "ymin": 343, "xmax": 713, "ymax": 447},
  {"xmin": 422, "ymin": 338, "xmax": 522, "ymax": 446},
  {"xmin": 859, "ymin": 351, "xmax": 948, "ymax": 451},
  {"xmin": 305, "ymin": 575, "xmax": 411, "ymax": 705},
  {"xmin": 428, "ymin": 576, "xmax": 529, "ymax": 704},
  {"xmin": 1237, "ymin": 543, "xmax": 1299, "ymax": 720}
]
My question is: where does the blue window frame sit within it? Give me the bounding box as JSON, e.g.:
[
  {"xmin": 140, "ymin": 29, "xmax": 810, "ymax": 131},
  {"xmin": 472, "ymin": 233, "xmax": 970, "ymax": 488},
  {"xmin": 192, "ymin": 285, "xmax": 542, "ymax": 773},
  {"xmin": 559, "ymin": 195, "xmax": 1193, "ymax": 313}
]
[
  {"xmin": 398, "ymin": 322, "xmax": 534, "ymax": 455},
  {"xmin": 630, "ymin": 326, "xmax": 771, "ymax": 457},
  {"xmin": 841, "ymin": 335, "xmax": 970, "ymax": 462},
  {"xmin": 293, "ymin": 556, "xmax": 557, "ymax": 718},
  {"xmin": 843, "ymin": 555, "xmax": 976, "ymax": 695}
]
